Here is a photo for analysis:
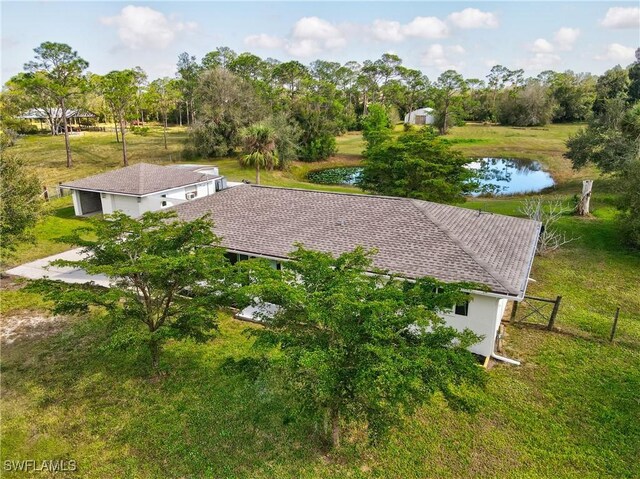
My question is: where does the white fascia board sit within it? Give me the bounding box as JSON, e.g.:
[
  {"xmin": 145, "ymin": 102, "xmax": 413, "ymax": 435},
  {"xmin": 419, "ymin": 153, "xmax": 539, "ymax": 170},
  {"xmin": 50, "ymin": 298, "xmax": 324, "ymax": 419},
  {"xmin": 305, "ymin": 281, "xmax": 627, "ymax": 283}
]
[
  {"xmin": 64, "ymin": 177, "xmax": 221, "ymax": 198},
  {"xmin": 225, "ymin": 248, "xmax": 520, "ymax": 300}
]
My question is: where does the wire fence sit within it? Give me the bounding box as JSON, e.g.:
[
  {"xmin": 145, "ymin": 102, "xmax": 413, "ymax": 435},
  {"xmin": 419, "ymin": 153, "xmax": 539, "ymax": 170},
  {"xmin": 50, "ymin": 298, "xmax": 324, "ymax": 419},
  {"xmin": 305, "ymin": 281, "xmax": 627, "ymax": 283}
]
[
  {"xmin": 508, "ymin": 295, "xmax": 637, "ymax": 344},
  {"xmin": 41, "ymin": 184, "xmax": 71, "ymax": 201}
]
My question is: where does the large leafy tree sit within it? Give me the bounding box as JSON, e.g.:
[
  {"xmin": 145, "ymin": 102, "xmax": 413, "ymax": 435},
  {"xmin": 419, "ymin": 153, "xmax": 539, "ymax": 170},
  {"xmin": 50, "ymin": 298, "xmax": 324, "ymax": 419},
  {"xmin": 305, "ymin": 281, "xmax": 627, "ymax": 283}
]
[
  {"xmin": 147, "ymin": 77, "xmax": 181, "ymax": 149},
  {"xmin": 566, "ymin": 63, "xmax": 640, "ymax": 247},
  {"xmin": 191, "ymin": 68, "xmax": 265, "ymax": 157},
  {"xmin": 245, "ymin": 245, "xmax": 484, "ymax": 448},
  {"xmin": 431, "ymin": 70, "xmax": 468, "ymax": 134},
  {"xmin": 31, "ymin": 211, "xmax": 232, "ymax": 371},
  {"xmin": 496, "ymin": 80, "xmax": 555, "ymax": 127},
  {"xmin": 361, "ymin": 103, "xmax": 392, "ymax": 151},
  {"xmin": 0, "ymin": 152, "xmax": 41, "ymax": 262},
  {"xmin": 359, "ymin": 128, "xmax": 477, "ymax": 203},
  {"xmin": 176, "ymin": 52, "xmax": 201, "ymax": 125},
  {"xmin": 239, "ymin": 123, "xmax": 279, "ymax": 184},
  {"xmin": 23, "ymin": 42, "xmax": 89, "ymax": 167},
  {"xmin": 99, "ymin": 69, "xmax": 139, "ymax": 166},
  {"xmin": 4, "ymin": 72, "xmax": 61, "ymax": 135}
]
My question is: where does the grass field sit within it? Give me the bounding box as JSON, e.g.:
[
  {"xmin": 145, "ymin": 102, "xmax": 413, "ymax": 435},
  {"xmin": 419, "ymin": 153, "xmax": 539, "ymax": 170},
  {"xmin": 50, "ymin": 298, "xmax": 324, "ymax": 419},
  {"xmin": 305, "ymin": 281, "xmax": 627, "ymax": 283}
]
[{"xmin": 1, "ymin": 123, "xmax": 639, "ymax": 478}]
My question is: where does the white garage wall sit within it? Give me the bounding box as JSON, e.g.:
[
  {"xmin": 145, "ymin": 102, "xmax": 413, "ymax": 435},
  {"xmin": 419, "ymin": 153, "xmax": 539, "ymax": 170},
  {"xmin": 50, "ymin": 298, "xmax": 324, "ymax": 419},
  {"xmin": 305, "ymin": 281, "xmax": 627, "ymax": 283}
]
[
  {"xmin": 71, "ymin": 190, "xmax": 82, "ymax": 216},
  {"xmin": 111, "ymin": 194, "xmax": 142, "ymax": 217},
  {"xmin": 93, "ymin": 180, "xmax": 219, "ymax": 217}
]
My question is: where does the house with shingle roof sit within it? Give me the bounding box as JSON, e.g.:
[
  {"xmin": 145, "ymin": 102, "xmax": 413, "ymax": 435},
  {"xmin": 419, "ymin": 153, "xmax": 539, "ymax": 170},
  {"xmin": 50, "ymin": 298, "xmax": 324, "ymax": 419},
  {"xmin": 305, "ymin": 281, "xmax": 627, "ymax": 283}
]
[
  {"xmin": 62, "ymin": 163, "xmax": 228, "ymax": 217},
  {"xmin": 172, "ymin": 185, "xmax": 541, "ymax": 359}
]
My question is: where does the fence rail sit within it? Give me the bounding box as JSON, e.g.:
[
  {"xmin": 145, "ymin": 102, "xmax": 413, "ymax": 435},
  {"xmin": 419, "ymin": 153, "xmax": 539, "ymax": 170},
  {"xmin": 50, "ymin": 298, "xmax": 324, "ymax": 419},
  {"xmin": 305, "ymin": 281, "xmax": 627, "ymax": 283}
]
[
  {"xmin": 509, "ymin": 295, "xmax": 629, "ymax": 343},
  {"xmin": 510, "ymin": 295, "xmax": 562, "ymax": 330},
  {"xmin": 42, "ymin": 184, "xmax": 71, "ymax": 201}
]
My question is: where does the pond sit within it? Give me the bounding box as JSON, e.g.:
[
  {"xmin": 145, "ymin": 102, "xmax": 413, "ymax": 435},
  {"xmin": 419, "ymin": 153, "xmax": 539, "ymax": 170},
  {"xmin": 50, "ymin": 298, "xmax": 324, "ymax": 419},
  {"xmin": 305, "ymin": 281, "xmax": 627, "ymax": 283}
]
[
  {"xmin": 469, "ymin": 158, "xmax": 554, "ymax": 195},
  {"xmin": 306, "ymin": 158, "xmax": 554, "ymax": 195}
]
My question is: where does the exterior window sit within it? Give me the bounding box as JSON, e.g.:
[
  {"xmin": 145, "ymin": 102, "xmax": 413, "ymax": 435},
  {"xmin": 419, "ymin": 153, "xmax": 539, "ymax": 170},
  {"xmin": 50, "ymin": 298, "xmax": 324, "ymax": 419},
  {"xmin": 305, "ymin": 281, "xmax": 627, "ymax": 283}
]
[
  {"xmin": 161, "ymin": 201, "xmax": 167, "ymax": 207},
  {"xmin": 454, "ymin": 301, "xmax": 469, "ymax": 316},
  {"xmin": 238, "ymin": 254, "xmax": 249, "ymax": 261},
  {"xmin": 224, "ymin": 252, "xmax": 238, "ymax": 265}
]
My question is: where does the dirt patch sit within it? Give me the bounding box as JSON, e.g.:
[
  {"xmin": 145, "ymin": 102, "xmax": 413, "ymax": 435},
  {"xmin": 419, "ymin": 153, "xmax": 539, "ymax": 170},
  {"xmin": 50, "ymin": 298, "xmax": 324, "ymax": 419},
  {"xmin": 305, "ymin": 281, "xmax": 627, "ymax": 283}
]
[
  {"xmin": 0, "ymin": 312, "xmax": 67, "ymax": 345},
  {"xmin": 0, "ymin": 274, "xmax": 25, "ymax": 291}
]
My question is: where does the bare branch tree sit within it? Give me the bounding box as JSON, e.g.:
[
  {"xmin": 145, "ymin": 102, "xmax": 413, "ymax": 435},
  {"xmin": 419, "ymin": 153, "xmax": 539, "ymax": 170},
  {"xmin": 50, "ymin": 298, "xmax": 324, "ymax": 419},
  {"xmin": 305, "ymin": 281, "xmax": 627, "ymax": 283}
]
[{"xmin": 520, "ymin": 197, "xmax": 578, "ymax": 255}]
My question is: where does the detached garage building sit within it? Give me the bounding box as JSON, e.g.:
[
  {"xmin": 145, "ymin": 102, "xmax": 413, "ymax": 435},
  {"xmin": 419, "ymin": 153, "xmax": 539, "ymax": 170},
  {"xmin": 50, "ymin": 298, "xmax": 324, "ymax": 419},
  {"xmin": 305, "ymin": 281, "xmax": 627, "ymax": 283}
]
[{"xmin": 62, "ymin": 163, "xmax": 227, "ymax": 217}]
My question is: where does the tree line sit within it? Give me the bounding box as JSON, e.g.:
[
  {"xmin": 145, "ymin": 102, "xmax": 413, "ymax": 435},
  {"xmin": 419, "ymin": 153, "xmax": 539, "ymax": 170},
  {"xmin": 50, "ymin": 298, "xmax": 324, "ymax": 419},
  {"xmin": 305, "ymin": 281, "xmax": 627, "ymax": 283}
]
[{"xmin": 3, "ymin": 42, "xmax": 637, "ymax": 169}]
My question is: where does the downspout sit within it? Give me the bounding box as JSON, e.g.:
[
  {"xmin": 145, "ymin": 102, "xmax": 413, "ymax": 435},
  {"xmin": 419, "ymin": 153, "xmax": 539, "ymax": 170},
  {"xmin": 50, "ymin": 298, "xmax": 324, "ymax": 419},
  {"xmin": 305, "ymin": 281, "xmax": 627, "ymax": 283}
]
[{"xmin": 491, "ymin": 352, "xmax": 521, "ymax": 366}]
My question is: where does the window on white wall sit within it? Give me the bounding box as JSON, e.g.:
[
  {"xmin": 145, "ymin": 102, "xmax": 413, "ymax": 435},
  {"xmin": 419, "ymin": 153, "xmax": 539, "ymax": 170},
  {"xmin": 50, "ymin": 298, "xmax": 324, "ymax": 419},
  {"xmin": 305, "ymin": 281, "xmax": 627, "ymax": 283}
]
[
  {"xmin": 161, "ymin": 201, "xmax": 167, "ymax": 207},
  {"xmin": 454, "ymin": 301, "xmax": 469, "ymax": 316}
]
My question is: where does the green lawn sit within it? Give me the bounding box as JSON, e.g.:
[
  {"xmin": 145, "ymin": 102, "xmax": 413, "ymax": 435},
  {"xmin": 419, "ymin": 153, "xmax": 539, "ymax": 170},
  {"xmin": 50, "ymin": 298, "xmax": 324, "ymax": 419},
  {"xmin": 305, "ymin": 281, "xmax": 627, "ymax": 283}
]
[
  {"xmin": 1, "ymin": 122, "xmax": 639, "ymax": 478},
  {"xmin": 2, "ymin": 201, "xmax": 639, "ymax": 477}
]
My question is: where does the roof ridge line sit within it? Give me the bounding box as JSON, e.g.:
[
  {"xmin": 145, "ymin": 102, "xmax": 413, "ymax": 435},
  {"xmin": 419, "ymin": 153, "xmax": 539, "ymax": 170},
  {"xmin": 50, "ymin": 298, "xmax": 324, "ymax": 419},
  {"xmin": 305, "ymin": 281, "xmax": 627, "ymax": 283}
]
[
  {"xmin": 247, "ymin": 184, "xmax": 410, "ymax": 201},
  {"xmin": 138, "ymin": 163, "xmax": 146, "ymax": 195},
  {"xmin": 409, "ymin": 199, "xmax": 518, "ymax": 295}
]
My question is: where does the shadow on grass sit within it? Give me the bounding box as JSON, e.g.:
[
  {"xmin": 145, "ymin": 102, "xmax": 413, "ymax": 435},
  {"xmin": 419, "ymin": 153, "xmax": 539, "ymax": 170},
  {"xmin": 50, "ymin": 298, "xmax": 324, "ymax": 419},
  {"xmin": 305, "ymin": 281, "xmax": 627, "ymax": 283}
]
[
  {"xmin": 0, "ymin": 315, "xmax": 323, "ymax": 478},
  {"xmin": 512, "ymin": 322, "xmax": 640, "ymax": 353}
]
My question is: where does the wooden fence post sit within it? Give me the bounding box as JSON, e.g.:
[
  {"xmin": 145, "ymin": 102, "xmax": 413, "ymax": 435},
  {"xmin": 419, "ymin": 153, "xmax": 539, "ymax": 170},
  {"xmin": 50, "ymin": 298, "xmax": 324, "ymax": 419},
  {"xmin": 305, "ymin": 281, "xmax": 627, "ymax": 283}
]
[
  {"xmin": 609, "ymin": 307, "xmax": 620, "ymax": 342},
  {"xmin": 42, "ymin": 186, "xmax": 49, "ymax": 201},
  {"xmin": 509, "ymin": 301, "xmax": 518, "ymax": 322},
  {"xmin": 547, "ymin": 295, "xmax": 562, "ymax": 330}
]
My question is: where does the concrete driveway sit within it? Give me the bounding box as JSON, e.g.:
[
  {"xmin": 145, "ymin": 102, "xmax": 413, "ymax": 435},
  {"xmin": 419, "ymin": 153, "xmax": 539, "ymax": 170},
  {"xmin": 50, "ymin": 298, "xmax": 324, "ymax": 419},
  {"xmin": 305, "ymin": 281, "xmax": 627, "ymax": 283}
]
[{"xmin": 6, "ymin": 249, "xmax": 110, "ymax": 287}]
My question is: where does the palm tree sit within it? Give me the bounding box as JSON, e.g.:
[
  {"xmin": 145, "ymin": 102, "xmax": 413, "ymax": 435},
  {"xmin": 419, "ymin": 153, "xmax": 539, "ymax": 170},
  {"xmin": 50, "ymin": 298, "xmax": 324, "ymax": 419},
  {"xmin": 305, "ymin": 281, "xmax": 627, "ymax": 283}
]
[{"xmin": 239, "ymin": 123, "xmax": 279, "ymax": 184}]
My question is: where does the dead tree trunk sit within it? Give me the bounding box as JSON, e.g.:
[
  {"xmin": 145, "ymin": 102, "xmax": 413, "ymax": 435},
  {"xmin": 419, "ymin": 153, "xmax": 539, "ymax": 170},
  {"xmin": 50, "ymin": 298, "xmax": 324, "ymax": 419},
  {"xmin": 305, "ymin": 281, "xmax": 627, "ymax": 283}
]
[{"xmin": 576, "ymin": 180, "xmax": 593, "ymax": 216}]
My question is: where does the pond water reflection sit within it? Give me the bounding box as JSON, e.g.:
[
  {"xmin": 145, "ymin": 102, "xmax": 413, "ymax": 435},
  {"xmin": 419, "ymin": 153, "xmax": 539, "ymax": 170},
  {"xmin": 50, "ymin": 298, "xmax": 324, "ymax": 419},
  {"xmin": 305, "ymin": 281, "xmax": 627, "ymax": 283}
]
[{"xmin": 306, "ymin": 158, "xmax": 554, "ymax": 195}]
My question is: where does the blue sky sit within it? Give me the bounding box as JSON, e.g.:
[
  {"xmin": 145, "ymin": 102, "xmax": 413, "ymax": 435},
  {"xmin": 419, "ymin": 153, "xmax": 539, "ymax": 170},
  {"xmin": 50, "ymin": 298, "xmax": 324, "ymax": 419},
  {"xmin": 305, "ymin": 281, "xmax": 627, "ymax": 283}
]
[{"xmin": 1, "ymin": 1, "xmax": 638, "ymax": 82}]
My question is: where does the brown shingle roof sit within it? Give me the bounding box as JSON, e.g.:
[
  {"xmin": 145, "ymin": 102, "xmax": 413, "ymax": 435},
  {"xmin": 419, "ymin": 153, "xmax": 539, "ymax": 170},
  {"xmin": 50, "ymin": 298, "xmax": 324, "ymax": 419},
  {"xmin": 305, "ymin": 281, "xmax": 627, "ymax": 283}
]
[
  {"xmin": 61, "ymin": 163, "xmax": 218, "ymax": 196},
  {"xmin": 173, "ymin": 186, "xmax": 541, "ymax": 296}
]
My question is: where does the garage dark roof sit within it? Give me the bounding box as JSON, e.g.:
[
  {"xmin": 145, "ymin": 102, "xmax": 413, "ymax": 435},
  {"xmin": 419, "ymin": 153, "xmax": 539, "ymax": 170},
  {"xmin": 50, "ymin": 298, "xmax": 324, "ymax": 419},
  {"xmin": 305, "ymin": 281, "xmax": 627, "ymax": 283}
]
[
  {"xmin": 173, "ymin": 186, "xmax": 541, "ymax": 297},
  {"xmin": 61, "ymin": 163, "xmax": 219, "ymax": 196}
]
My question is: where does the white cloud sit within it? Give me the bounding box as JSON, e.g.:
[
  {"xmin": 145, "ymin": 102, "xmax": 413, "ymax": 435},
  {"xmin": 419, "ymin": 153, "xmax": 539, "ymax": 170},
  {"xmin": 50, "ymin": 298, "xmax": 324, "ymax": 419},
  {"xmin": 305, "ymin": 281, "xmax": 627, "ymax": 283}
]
[
  {"xmin": 244, "ymin": 33, "xmax": 284, "ymax": 50},
  {"xmin": 371, "ymin": 20, "xmax": 405, "ymax": 42},
  {"xmin": 530, "ymin": 38, "xmax": 555, "ymax": 53},
  {"xmin": 522, "ymin": 26, "xmax": 580, "ymax": 71},
  {"xmin": 369, "ymin": 16, "xmax": 449, "ymax": 42},
  {"xmin": 520, "ymin": 52, "xmax": 562, "ymax": 70},
  {"xmin": 286, "ymin": 16, "xmax": 347, "ymax": 57},
  {"xmin": 600, "ymin": 7, "xmax": 640, "ymax": 29},
  {"xmin": 554, "ymin": 27, "xmax": 580, "ymax": 51},
  {"xmin": 402, "ymin": 16, "xmax": 450, "ymax": 39},
  {"xmin": 595, "ymin": 43, "xmax": 636, "ymax": 62},
  {"xmin": 100, "ymin": 5, "xmax": 196, "ymax": 50},
  {"xmin": 447, "ymin": 8, "xmax": 499, "ymax": 29},
  {"xmin": 421, "ymin": 44, "xmax": 465, "ymax": 71}
]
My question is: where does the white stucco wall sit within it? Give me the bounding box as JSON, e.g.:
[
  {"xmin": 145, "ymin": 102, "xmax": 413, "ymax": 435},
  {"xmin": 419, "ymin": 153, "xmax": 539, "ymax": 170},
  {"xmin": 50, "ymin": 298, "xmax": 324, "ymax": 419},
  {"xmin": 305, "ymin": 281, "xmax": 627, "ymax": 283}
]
[
  {"xmin": 71, "ymin": 179, "xmax": 219, "ymax": 218},
  {"xmin": 441, "ymin": 293, "xmax": 508, "ymax": 357},
  {"xmin": 71, "ymin": 190, "xmax": 81, "ymax": 216}
]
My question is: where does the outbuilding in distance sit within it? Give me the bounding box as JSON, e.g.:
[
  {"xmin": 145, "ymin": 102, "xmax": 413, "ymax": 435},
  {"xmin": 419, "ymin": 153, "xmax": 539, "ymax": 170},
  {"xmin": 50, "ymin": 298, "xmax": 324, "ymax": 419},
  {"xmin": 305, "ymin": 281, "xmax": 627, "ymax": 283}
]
[{"xmin": 404, "ymin": 107, "xmax": 435, "ymax": 126}]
